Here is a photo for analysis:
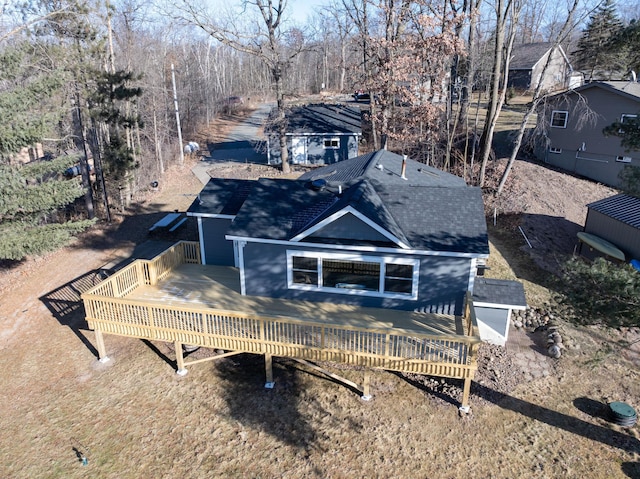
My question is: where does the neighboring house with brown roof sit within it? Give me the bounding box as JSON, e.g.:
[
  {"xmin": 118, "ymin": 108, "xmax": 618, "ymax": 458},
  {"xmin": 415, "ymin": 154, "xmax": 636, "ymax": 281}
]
[
  {"xmin": 508, "ymin": 42, "xmax": 573, "ymax": 91},
  {"xmin": 533, "ymin": 81, "xmax": 640, "ymax": 188}
]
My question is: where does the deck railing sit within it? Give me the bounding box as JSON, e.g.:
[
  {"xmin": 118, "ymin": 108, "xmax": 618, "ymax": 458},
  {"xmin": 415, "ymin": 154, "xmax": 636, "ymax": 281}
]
[
  {"xmin": 82, "ymin": 241, "xmax": 479, "ymax": 381},
  {"xmin": 87, "ymin": 241, "xmax": 200, "ymax": 298},
  {"xmin": 83, "ymin": 295, "xmax": 480, "ymax": 378}
]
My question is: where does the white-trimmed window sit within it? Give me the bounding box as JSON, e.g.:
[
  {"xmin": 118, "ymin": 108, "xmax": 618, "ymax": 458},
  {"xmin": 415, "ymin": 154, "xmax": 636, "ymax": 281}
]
[
  {"xmin": 287, "ymin": 251, "xmax": 419, "ymax": 299},
  {"xmin": 323, "ymin": 137, "xmax": 340, "ymax": 149},
  {"xmin": 551, "ymin": 110, "xmax": 568, "ymax": 128},
  {"xmin": 549, "ymin": 147, "xmax": 562, "ymax": 154},
  {"xmin": 619, "ymin": 114, "xmax": 638, "ymax": 133},
  {"xmin": 616, "ymin": 156, "xmax": 632, "ymax": 163}
]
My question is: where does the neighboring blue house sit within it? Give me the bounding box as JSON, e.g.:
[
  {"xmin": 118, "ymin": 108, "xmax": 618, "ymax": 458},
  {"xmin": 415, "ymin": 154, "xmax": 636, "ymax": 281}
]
[
  {"xmin": 267, "ymin": 104, "xmax": 362, "ymax": 165},
  {"xmin": 188, "ymin": 150, "xmax": 490, "ymax": 316}
]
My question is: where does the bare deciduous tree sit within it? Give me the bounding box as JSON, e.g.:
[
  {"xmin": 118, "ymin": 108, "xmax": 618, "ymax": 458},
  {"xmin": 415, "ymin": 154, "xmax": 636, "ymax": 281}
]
[{"xmin": 170, "ymin": 0, "xmax": 309, "ymax": 173}]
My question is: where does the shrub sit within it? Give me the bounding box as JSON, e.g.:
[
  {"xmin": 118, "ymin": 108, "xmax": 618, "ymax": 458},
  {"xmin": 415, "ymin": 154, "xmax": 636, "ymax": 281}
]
[{"xmin": 560, "ymin": 257, "xmax": 640, "ymax": 328}]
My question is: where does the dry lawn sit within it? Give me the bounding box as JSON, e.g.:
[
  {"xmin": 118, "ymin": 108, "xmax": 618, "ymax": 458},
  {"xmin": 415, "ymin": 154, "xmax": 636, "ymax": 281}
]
[{"xmin": 0, "ymin": 107, "xmax": 639, "ymax": 479}]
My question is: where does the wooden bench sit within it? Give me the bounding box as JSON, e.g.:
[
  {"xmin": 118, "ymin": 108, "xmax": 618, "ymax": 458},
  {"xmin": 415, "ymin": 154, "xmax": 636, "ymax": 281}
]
[
  {"xmin": 149, "ymin": 213, "xmax": 182, "ymax": 233},
  {"xmin": 169, "ymin": 217, "xmax": 188, "ymax": 232}
]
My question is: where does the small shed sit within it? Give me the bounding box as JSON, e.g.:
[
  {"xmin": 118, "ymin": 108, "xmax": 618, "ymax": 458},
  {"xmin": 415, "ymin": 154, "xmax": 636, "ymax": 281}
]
[
  {"xmin": 267, "ymin": 104, "xmax": 362, "ymax": 166},
  {"xmin": 473, "ymin": 278, "xmax": 527, "ymax": 347},
  {"xmin": 580, "ymin": 194, "xmax": 640, "ymax": 262}
]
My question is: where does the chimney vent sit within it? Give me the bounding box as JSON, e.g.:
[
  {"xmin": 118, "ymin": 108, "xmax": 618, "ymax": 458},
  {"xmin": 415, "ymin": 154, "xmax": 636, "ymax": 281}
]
[{"xmin": 401, "ymin": 155, "xmax": 407, "ymax": 180}]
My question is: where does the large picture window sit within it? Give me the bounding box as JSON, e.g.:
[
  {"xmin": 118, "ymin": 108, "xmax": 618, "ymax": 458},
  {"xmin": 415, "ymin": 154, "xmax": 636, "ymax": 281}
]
[
  {"xmin": 287, "ymin": 251, "xmax": 419, "ymax": 299},
  {"xmin": 550, "ymin": 110, "xmax": 568, "ymax": 128}
]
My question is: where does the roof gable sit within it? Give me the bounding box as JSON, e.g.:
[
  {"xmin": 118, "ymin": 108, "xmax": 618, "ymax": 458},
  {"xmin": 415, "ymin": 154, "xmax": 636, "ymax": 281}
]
[
  {"xmin": 293, "ymin": 207, "xmax": 410, "ymax": 248},
  {"xmin": 221, "ymin": 151, "xmax": 488, "ymax": 255}
]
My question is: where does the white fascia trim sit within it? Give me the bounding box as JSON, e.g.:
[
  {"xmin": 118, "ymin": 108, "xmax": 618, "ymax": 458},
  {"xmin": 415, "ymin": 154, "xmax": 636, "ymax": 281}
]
[
  {"xmin": 197, "ymin": 217, "xmax": 206, "ymax": 265},
  {"xmin": 187, "ymin": 212, "xmax": 236, "ymax": 219},
  {"xmin": 237, "ymin": 240, "xmax": 247, "ymax": 296},
  {"xmin": 225, "ymin": 235, "xmax": 488, "ymax": 259},
  {"xmin": 473, "ymin": 301, "xmax": 527, "ymax": 310},
  {"xmin": 467, "ymin": 258, "xmax": 477, "ymax": 294},
  {"xmin": 285, "ymin": 132, "xmax": 361, "ymax": 136},
  {"xmin": 290, "ymin": 205, "xmax": 411, "ymax": 249}
]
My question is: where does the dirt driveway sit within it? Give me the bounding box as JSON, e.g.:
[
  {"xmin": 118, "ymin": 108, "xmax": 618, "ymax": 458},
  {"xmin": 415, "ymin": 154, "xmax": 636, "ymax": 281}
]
[{"xmin": 0, "ymin": 116, "xmax": 639, "ymax": 478}]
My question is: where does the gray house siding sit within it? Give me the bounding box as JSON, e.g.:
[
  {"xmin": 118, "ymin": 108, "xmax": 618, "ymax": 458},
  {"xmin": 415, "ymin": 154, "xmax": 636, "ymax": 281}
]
[
  {"xmin": 308, "ymin": 213, "xmax": 392, "ymax": 244},
  {"xmin": 240, "ymin": 241, "xmax": 472, "ymax": 315},
  {"xmin": 201, "ymin": 217, "xmax": 235, "ymax": 266},
  {"xmin": 582, "ymin": 210, "xmax": 640, "ymax": 261},
  {"xmin": 535, "ymin": 86, "xmax": 640, "ymax": 188},
  {"xmin": 272, "ymin": 134, "xmax": 359, "ymax": 165}
]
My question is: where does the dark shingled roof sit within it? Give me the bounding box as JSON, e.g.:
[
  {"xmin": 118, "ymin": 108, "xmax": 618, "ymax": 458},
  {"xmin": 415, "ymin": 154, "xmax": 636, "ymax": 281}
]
[
  {"xmin": 275, "ymin": 104, "xmax": 362, "ymax": 135},
  {"xmin": 227, "ymin": 179, "xmax": 339, "ymax": 240},
  {"xmin": 509, "ymin": 42, "xmax": 552, "ymax": 70},
  {"xmin": 587, "ymin": 194, "xmax": 640, "ymax": 229},
  {"xmin": 225, "ymin": 150, "xmax": 489, "ymax": 255},
  {"xmin": 187, "ymin": 178, "xmax": 254, "ymax": 216},
  {"xmin": 473, "ymin": 278, "xmax": 527, "ymax": 308}
]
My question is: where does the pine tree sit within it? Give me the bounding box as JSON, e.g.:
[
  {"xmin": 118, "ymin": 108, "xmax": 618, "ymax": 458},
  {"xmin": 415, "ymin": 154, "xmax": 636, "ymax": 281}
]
[
  {"xmin": 610, "ymin": 19, "xmax": 640, "ymax": 77},
  {"xmin": 0, "ymin": 43, "xmax": 64, "ymax": 156},
  {"xmin": 0, "ymin": 158, "xmax": 95, "ymax": 260},
  {"xmin": 573, "ymin": 0, "xmax": 624, "ymax": 81},
  {"xmin": 0, "ymin": 42, "xmax": 95, "ymax": 260}
]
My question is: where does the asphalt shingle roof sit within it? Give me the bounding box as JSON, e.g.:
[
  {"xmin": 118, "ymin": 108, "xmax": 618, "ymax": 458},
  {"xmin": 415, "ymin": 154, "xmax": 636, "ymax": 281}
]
[
  {"xmin": 473, "ymin": 278, "xmax": 527, "ymax": 308},
  {"xmin": 225, "ymin": 150, "xmax": 489, "ymax": 255},
  {"xmin": 587, "ymin": 194, "xmax": 640, "ymax": 229},
  {"xmin": 269, "ymin": 103, "xmax": 363, "ymax": 135},
  {"xmin": 187, "ymin": 178, "xmax": 254, "ymax": 216},
  {"xmin": 509, "ymin": 42, "xmax": 553, "ymax": 70}
]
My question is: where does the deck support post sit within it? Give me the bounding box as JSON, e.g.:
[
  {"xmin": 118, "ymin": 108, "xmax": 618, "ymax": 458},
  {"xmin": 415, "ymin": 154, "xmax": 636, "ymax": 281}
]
[
  {"xmin": 95, "ymin": 328, "xmax": 110, "ymax": 363},
  {"xmin": 175, "ymin": 341, "xmax": 188, "ymax": 376},
  {"xmin": 459, "ymin": 377, "xmax": 472, "ymax": 413},
  {"xmin": 361, "ymin": 370, "xmax": 372, "ymax": 401},
  {"xmin": 264, "ymin": 353, "xmax": 275, "ymax": 388}
]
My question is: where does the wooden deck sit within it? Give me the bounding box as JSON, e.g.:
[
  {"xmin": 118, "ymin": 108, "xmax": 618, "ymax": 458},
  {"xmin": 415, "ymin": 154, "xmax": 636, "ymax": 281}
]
[{"xmin": 82, "ymin": 241, "xmax": 481, "ymax": 408}]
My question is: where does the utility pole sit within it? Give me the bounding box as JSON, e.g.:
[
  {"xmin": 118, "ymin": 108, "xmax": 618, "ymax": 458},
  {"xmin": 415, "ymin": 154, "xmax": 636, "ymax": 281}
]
[
  {"xmin": 171, "ymin": 63, "xmax": 185, "ymax": 165},
  {"xmin": 73, "ymin": 84, "xmax": 95, "ymax": 220}
]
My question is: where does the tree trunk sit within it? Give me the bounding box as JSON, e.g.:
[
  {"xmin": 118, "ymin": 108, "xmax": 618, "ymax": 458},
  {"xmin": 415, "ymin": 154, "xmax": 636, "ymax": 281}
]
[
  {"xmin": 478, "ymin": 0, "xmax": 518, "ymax": 188},
  {"xmin": 497, "ymin": 0, "xmax": 580, "ymax": 195},
  {"xmin": 477, "ymin": 0, "xmax": 506, "ymax": 187},
  {"xmin": 274, "ymin": 68, "xmax": 290, "ymax": 173}
]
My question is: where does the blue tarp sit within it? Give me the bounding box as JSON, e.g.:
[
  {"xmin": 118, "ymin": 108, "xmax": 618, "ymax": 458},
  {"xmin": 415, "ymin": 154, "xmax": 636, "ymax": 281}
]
[{"xmin": 631, "ymin": 259, "xmax": 640, "ymax": 272}]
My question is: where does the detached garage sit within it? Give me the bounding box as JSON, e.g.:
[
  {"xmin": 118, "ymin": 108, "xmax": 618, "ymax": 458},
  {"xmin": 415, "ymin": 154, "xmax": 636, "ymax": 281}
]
[
  {"xmin": 580, "ymin": 194, "xmax": 640, "ymax": 262},
  {"xmin": 267, "ymin": 104, "xmax": 362, "ymax": 166}
]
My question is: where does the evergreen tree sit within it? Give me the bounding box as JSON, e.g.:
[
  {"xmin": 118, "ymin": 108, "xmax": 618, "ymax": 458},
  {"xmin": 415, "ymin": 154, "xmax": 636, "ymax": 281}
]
[
  {"xmin": 573, "ymin": 0, "xmax": 624, "ymax": 81},
  {"xmin": 603, "ymin": 114, "xmax": 640, "ymax": 151},
  {"xmin": 0, "ymin": 43, "xmax": 64, "ymax": 156},
  {"xmin": 562, "ymin": 257, "xmax": 640, "ymax": 327},
  {"xmin": 610, "ymin": 19, "xmax": 640, "ymax": 77},
  {"xmin": 89, "ymin": 70, "xmax": 144, "ymax": 180},
  {"xmin": 0, "ymin": 157, "xmax": 95, "ymax": 260},
  {"xmin": 0, "ymin": 42, "xmax": 95, "ymax": 260}
]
